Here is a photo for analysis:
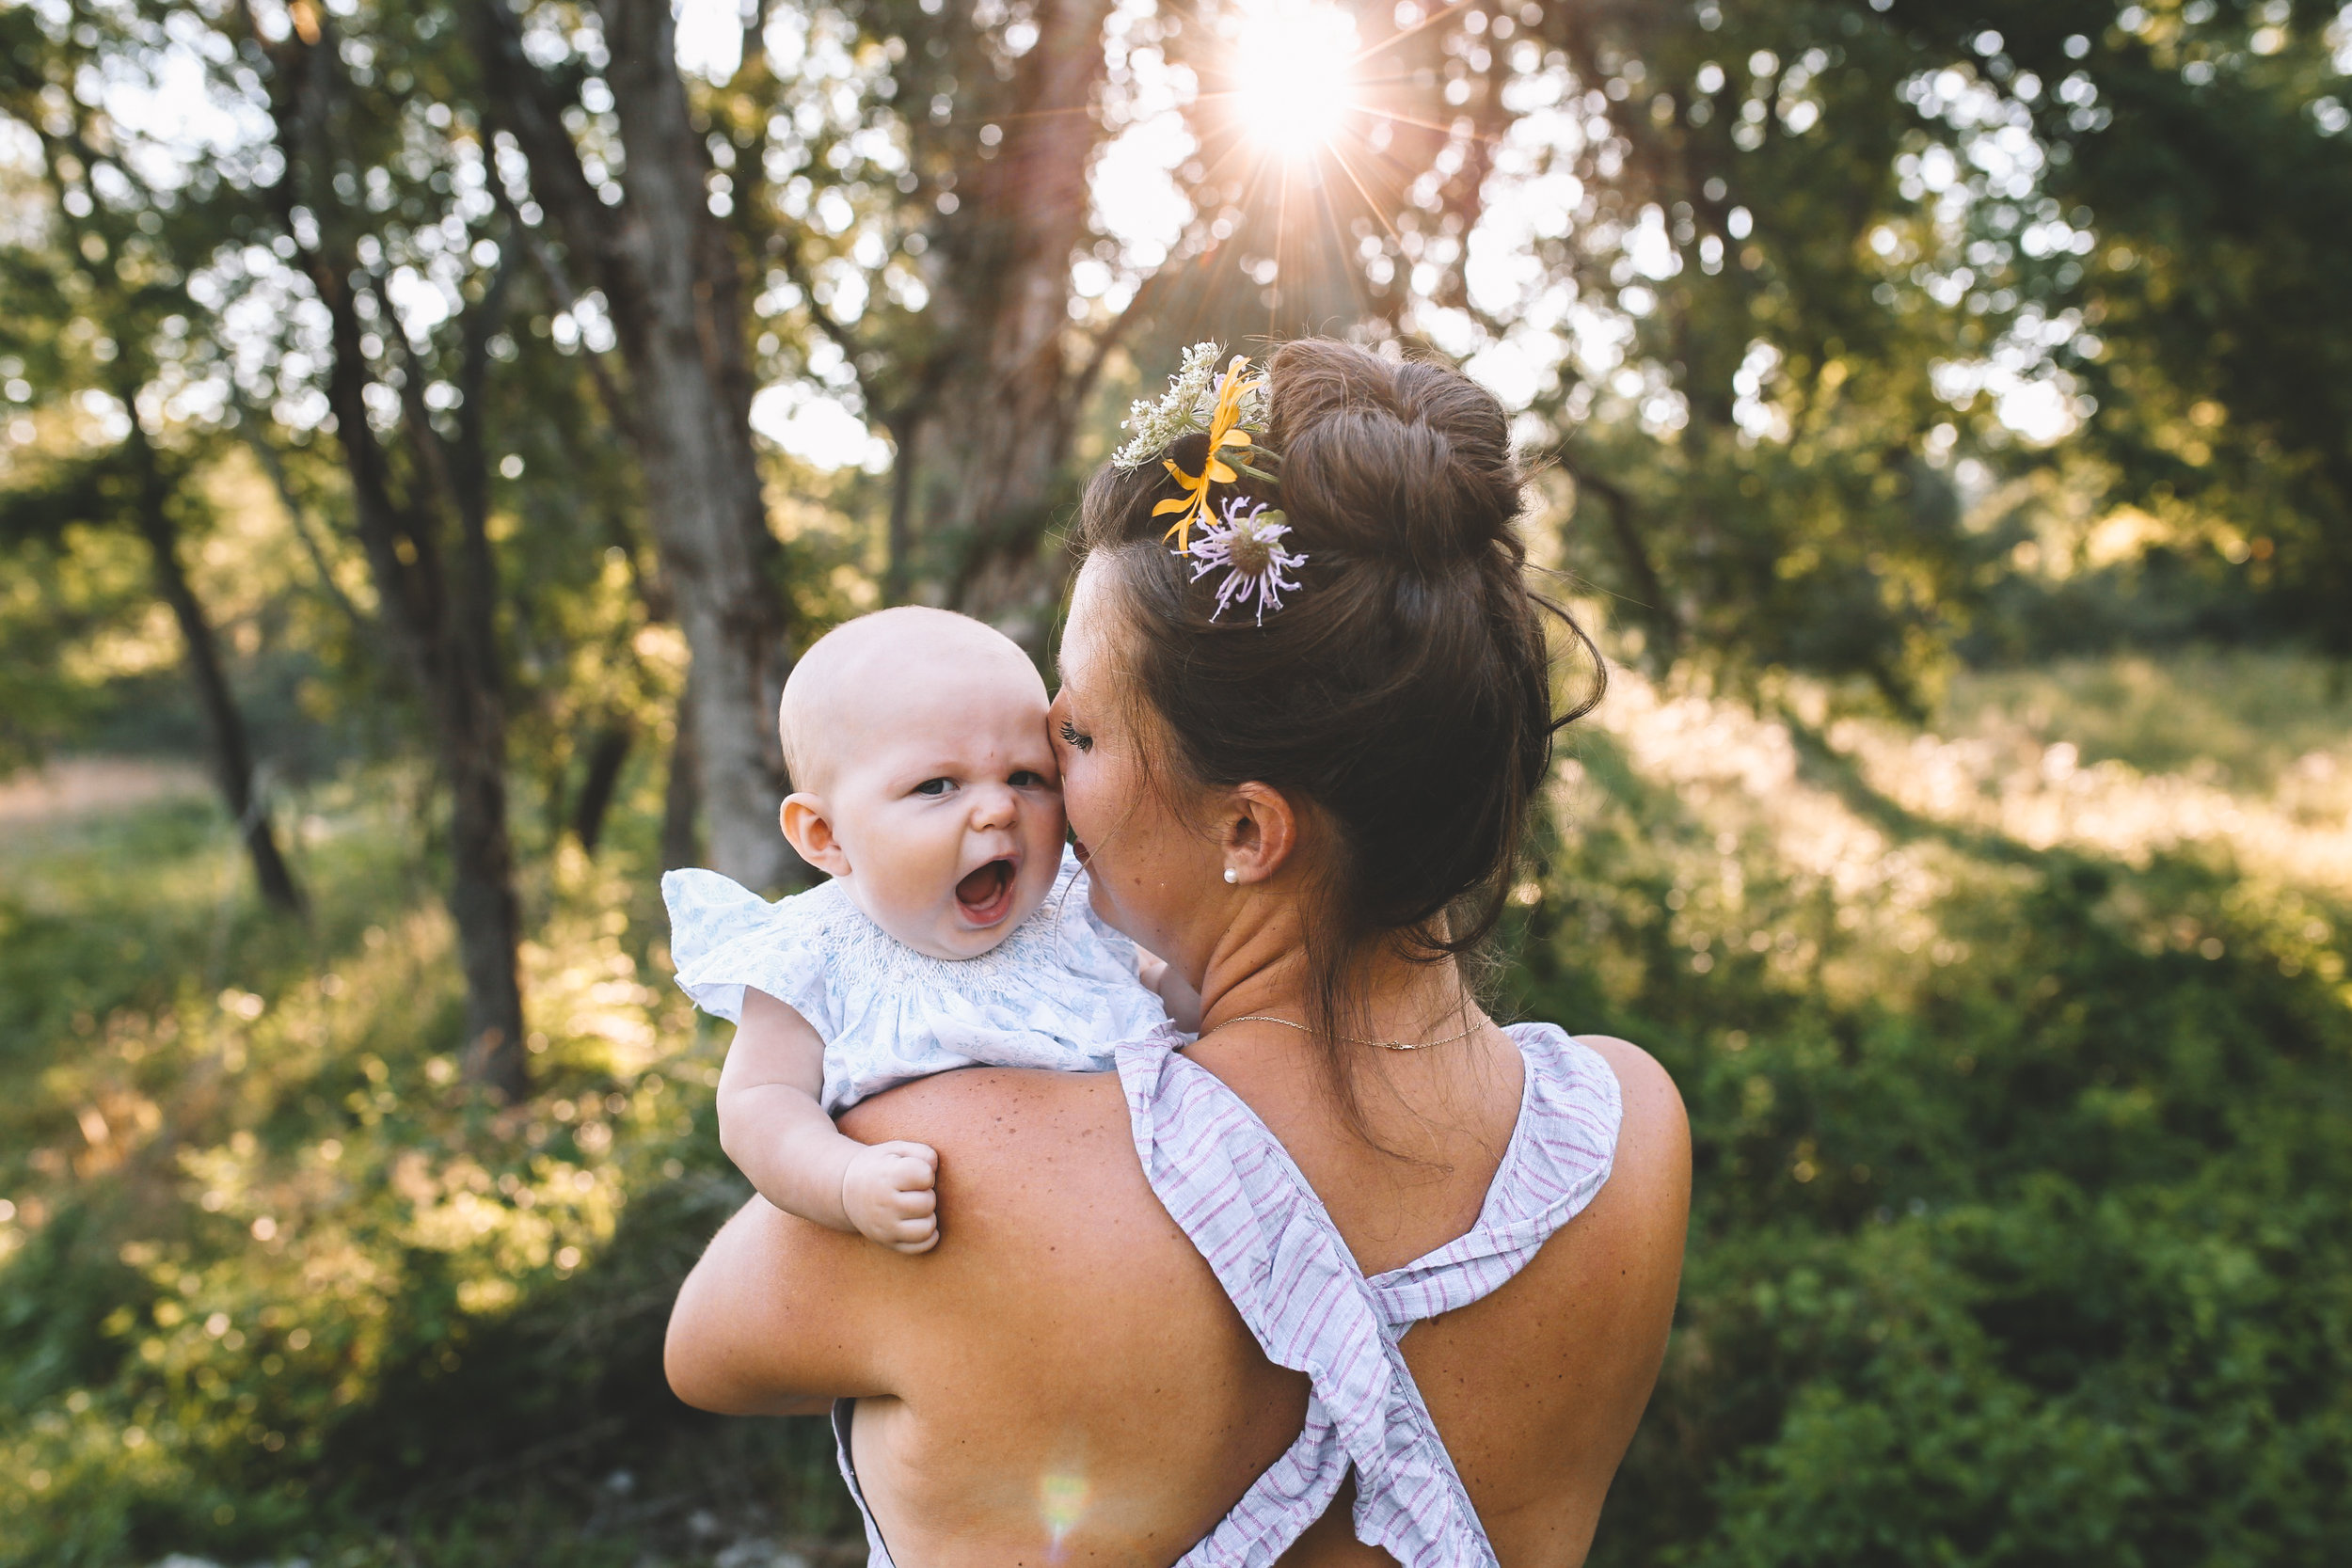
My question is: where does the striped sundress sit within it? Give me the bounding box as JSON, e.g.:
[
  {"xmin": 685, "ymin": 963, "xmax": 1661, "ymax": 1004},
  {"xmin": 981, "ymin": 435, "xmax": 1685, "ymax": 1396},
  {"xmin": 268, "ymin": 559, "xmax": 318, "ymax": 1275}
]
[{"xmin": 833, "ymin": 1020, "xmax": 1625, "ymax": 1568}]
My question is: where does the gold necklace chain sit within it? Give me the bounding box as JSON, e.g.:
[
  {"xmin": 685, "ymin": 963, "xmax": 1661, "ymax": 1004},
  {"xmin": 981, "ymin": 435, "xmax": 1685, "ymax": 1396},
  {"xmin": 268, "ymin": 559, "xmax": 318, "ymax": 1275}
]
[{"xmin": 1220, "ymin": 1013, "xmax": 1486, "ymax": 1052}]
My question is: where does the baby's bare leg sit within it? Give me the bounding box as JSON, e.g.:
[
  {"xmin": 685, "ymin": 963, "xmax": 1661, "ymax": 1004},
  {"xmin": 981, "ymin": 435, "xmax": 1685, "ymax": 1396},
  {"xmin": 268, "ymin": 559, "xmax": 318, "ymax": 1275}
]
[{"xmin": 720, "ymin": 989, "xmax": 939, "ymax": 1253}]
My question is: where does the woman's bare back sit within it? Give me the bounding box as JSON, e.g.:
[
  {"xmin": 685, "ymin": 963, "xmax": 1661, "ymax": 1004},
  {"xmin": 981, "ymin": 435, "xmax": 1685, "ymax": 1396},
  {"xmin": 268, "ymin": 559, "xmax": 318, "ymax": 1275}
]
[
  {"xmin": 668, "ymin": 1032, "xmax": 1684, "ymax": 1568},
  {"xmin": 671, "ymin": 1067, "xmax": 1308, "ymax": 1566},
  {"xmin": 1277, "ymin": 1032, "xmax": 1689, "ymax": 1565},
  {"xmin": 1152, "ymin": 1023, "xmax": 1688, "ymax": 1568}
]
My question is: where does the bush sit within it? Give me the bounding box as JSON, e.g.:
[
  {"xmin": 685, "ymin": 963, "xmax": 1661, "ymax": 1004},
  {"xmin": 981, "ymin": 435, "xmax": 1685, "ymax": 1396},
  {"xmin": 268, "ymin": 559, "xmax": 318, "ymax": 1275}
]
[
  {"xmin": 0, "ymin": 780, "xmax": 850, "ymax": 1566},
  {"xmin": 1526, "ymin": 660, "xmax": 2352, "ymax": 1567}
]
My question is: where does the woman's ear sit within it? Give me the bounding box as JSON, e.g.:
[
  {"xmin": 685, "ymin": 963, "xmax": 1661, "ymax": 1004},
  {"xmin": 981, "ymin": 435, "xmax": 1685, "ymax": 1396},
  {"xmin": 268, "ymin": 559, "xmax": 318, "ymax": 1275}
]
[
  {"xmin": 780, "ymin": 794, "xmax": 851, "ymax": 876},
  {"xmin": 1222, "ymin": 783, "xmax": 1299, "ymax": 885}
]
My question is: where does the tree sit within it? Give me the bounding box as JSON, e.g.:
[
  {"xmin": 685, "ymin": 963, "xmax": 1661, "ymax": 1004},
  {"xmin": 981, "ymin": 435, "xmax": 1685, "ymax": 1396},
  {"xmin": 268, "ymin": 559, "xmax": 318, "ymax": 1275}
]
[
  {"xmin": 0, "ymin": 7, "xmax": 305, "ymax": 911},
  {"xmin": 469, "ymin": 0, "xmax": 801, "ymax": 890},
  {"xmin": 237, "ymin": 1, "xmax": 539, "ymax": 1093},
  {"xmin": 697, "ymin": 0, "xmax": 1493, "ymax": 650},
  {"xmin": 122, "ymin": 421, "xmax": 309, "ymax": 912}
]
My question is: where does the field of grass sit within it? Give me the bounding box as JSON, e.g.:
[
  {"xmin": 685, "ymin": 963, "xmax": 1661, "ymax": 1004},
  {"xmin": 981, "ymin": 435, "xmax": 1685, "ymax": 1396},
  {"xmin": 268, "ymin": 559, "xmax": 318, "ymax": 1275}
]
[{"xmin": 2, "ymin": 649, "xmax": 2347, "ymax": 1567}]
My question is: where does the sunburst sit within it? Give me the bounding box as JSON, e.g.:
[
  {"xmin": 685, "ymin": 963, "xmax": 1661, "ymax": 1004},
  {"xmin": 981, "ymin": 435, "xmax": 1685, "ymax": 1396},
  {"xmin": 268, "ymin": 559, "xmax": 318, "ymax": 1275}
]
[{"xmin": 1230, "ymin": 0, "xmax": 1363, "ymax": 158}]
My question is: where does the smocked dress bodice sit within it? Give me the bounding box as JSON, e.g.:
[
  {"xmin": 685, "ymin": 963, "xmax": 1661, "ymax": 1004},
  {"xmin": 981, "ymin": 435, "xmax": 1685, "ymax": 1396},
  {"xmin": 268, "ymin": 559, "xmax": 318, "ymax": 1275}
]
[{"xmin": 662, "ymin": 847, "xmax": 1168, "ymax": 1114}]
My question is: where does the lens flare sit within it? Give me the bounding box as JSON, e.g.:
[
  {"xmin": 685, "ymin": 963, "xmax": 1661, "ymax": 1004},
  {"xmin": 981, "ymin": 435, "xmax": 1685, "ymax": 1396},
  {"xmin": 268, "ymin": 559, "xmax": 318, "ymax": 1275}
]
[
  {"xmin": 1232, "ymin": 0, "xmax": 1361, "ymax": 156},
  {"xmin": 1040, "ymin": 1469, "xmax": 1089, "ymax": 1558}
]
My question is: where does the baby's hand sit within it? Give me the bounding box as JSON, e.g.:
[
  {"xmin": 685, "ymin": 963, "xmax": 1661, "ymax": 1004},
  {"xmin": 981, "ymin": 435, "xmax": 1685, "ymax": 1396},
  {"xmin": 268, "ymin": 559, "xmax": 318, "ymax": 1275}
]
[
  {"xmin": 840, "ymin": 1140, "xmax": 940, "ymax": 1254},
  {"xmin": 1139, "ymin": 948, "xmax": 1203, "ymax": 1034}
]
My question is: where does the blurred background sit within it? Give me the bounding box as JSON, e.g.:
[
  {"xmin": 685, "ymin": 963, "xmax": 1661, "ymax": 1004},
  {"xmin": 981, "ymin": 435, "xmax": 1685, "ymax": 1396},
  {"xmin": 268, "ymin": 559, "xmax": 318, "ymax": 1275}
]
[{"xmin": 4, "ymin": 0, "xmax": 2349, "ymax": 1561}]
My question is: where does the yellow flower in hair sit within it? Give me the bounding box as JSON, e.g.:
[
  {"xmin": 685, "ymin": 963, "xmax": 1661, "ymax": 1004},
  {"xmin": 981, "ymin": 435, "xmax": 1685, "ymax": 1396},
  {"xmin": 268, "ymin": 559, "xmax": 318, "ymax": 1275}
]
[{"xmin": 1153, "ymin": 356, "xmax": 1263, "ymax": 551}]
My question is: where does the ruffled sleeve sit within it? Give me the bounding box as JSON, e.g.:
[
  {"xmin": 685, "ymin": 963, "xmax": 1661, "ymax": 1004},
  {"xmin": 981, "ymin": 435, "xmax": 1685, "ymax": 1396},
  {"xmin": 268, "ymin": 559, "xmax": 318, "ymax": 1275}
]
[{"xmin": 660, "ymin": 868, "xmax": 841, "ymax": 1037}]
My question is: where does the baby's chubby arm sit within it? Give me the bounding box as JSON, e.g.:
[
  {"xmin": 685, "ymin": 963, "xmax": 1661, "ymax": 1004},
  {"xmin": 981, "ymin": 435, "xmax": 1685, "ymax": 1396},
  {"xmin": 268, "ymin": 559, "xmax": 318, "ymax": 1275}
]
[
  {"xmin": 718, "ymin": 989, "xmax": 940, "ymax": 1254},
  {"xmin": 1135, "ymin": 949, "xmax": 1203, "ymax": 1034}
]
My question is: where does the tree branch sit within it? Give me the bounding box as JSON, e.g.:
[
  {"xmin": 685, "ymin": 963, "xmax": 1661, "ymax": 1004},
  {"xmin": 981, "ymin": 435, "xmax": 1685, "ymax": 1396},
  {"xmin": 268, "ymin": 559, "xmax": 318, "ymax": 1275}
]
[
  {"xmin": 230, "ymin": 391, "xmax": 369, "ymax": 633},
  {"xmin": 1556, "ymin": 444, "xmax": 1682, "ymax": 659},
  {"xmin": 487, "ymin": 182, "xmax": 641, "ymax": 447},
  {"xmin": 773, "ymin": 234, "xmax": 890, "ymax": 421}
]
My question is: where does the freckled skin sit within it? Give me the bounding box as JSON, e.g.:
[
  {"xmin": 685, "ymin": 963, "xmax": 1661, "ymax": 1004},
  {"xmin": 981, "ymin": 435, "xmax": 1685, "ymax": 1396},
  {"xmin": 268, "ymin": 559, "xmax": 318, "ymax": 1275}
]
[{"xmin": 666, "ymin": 562, "xmax": 1690, "ymax": 1567}]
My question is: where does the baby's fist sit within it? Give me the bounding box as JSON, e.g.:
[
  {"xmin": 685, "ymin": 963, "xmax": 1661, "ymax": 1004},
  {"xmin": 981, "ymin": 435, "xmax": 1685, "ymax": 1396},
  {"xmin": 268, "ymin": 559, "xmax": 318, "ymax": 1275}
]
[{"xmin": 841, "ymin": 1140, "xmax": 940, "ymax": 1254}]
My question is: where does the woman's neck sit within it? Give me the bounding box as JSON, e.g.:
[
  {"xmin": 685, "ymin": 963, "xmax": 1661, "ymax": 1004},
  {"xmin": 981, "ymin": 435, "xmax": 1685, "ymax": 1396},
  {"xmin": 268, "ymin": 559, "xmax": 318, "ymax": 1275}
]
[{"xmin": 1193, "ymin": 903, "xmax": 1482, "ymax": 1049}]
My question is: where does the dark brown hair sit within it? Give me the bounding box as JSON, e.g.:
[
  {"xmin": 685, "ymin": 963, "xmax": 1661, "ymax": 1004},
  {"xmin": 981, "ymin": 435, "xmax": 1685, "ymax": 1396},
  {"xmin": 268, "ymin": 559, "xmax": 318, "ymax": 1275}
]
[{"xmin": 1076, "ymin": 338, "xmax": 1602, "ymax": 1111}]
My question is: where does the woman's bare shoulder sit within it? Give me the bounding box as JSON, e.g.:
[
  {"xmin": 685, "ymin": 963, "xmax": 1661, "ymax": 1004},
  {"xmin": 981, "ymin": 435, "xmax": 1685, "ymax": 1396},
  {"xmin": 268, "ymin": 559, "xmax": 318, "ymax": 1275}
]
[
  {"xmin": 1381, "ymin": 1036, "xmax": 1687, "ymax": 1564},
  {"xmin": 1571, "ymin": 1034, "xmax": 1684, "ymax": 1259},
  {"xmin": 841, "ymin": 1066, "xmax": 1227, "ymax": 1324},
  {"xmin": 838, "ymin": 1067, "xmax": 1283, "ymax": 1431},
  {"xmin": 838, "ymin": 1064, "xmax": 1151, "ymax": 1223}
]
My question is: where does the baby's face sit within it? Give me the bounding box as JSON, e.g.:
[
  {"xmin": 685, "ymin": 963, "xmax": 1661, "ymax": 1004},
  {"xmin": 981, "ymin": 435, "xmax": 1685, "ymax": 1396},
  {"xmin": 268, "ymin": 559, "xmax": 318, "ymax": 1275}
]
[{"xmin": 814, "ymin": 666, "xmax": 1066, "ymax": 960}]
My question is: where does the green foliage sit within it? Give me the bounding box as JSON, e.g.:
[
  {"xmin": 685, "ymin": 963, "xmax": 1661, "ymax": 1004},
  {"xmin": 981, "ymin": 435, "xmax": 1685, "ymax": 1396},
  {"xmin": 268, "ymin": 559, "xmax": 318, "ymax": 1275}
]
[
  {"xmin": 0, "ymin": 785, "xmax": 851, "ymax": 1565},
  {"xmin": 1511, "ymin": 652, "xmax": 2352, "ymax": 1566},
  {"xmin": 3, "ymin": 0, "xmax": 2349, "ymax": 1560},
  {"xmin": 1506, "ymin": 0, "xmax": 2352, "ymax": 685}
]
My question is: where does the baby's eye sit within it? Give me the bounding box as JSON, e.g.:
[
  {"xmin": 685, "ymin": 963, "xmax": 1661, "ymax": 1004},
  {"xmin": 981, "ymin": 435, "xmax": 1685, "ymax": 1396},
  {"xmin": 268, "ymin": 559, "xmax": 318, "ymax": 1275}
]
[
  {"xmin": 1058, "ymin": 721, "xmax": 1093, "ymax": 753},
  {"xmin": 1009, "ymin": 769, "xmax": 1050, "ymax": 788},
  {"xmin": 913, "ymin": 777, "xmax": 954, "ymax": 797}
]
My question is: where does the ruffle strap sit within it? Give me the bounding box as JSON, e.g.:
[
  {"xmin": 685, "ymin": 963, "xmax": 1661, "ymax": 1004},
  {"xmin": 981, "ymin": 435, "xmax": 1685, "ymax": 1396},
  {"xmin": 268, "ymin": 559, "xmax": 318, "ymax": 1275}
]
[{"xmin": 1117, "ymin": 1023, "xmax": 1621, "ymax": 1568}]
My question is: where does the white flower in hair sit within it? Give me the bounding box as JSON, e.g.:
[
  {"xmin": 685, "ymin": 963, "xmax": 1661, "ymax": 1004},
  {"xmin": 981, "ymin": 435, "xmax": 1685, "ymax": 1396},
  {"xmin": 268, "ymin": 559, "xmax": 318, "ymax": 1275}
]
[
  {"xmin": 1187, "ymin": 495, "xmax": 1308, "ymax": 626},
  {"xmin": 1111, "ymin": 341, "xmax": 1273, "ymax": 471}
]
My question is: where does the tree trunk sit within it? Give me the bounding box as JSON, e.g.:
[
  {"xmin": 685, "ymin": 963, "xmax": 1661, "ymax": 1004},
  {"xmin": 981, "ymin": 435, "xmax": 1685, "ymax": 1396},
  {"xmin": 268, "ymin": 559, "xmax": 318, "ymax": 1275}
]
[
  {"xmin": 469, "ymin": 0, "xmax": 798, "ymax": 891},
  {"xmin": 1558, "ymin": 448, "xmax": 1682, "ymax": 661},
  {"xmin": 443, "ymin": 712, "xmax": 526, "ymax": 1100},
  {"xmin": 886, "ymin": 0, "xmax": 1117, "ymax": 649},
  {"xmin": 442, "ymin": 258, "xmax": 531, "ymax": 1101},
  {"xmin": 125, "ymin": 425, "xmax": 306, "ymax": 915},
  {"xmin": 568, "ymin": 722, "xmax": 633, "ymax": 853},
  {"xmin": 311, "ymin": 261, "xmax": 527, "ymax": 1098},
  {"xmin": 660, "ymin": 673, "xmax": 704, "ymax": 873},
  {"xmin": 255, "ymin": 24, "xmax": 529, "ymax": 1099}
]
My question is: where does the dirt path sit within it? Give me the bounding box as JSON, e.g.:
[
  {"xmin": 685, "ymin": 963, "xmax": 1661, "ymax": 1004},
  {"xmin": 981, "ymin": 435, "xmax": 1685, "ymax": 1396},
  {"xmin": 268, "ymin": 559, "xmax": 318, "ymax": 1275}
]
[{"xmin": 0, "ymin": 757, "xmax": 211, "ymax": 829}]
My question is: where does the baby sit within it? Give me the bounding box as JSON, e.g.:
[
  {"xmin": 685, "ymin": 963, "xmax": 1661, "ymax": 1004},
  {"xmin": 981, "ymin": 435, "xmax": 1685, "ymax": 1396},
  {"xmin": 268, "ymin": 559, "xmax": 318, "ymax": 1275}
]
[{"xmin": 662, "ymin": 608, "xmax": 1191, "ymax": 1252}]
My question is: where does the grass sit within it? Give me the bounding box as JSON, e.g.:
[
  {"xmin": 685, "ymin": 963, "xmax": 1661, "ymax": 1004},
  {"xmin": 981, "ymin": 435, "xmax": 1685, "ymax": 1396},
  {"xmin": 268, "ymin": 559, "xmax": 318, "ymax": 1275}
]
[{"xmin": 1, "ymin": 648, "xmax": 2347, "ymax": 1567}]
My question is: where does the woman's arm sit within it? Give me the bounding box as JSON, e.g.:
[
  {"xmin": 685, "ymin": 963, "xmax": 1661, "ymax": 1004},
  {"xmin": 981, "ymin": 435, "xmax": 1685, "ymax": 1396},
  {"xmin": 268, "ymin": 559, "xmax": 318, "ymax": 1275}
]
[{"xmin": 664, "ymin": 1196, "xmax": 901, "ymax": 1416}]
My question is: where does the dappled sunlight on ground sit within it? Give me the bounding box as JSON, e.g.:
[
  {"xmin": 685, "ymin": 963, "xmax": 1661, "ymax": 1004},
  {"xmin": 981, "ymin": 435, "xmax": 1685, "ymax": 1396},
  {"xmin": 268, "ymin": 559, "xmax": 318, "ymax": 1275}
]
[{"xmin": 1575, "ymin": 655, "xmax": 2349, "ymax": 1006}]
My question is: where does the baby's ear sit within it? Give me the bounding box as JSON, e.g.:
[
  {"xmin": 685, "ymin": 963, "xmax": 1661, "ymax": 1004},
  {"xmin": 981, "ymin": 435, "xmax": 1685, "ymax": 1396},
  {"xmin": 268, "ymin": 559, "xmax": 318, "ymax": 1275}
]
[{"xmin": 781, "ymin": 794, "xmax": 851, "ymax": 876}]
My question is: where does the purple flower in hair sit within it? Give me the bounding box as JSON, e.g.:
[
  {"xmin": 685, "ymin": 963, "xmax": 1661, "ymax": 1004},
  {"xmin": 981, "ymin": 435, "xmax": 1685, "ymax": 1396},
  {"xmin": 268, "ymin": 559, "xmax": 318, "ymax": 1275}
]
[{"xmin": 1184, "ymin": 495, "xmax": 1308, "ymax": 626}]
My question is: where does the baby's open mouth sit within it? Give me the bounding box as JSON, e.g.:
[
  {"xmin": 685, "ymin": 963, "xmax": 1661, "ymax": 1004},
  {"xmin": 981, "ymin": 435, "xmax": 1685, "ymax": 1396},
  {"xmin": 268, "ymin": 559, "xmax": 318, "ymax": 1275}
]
[{"xmin": 954, "ymin": 857, "xmax": 1018, "ymax": 926}]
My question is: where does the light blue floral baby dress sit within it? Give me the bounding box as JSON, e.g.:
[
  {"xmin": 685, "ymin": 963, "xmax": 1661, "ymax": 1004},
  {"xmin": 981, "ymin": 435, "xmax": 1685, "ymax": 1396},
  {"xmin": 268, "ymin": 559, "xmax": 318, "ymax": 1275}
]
[{"xmin": 662, "ymin": 847, "xmax": 1169, "ymax": 1115}]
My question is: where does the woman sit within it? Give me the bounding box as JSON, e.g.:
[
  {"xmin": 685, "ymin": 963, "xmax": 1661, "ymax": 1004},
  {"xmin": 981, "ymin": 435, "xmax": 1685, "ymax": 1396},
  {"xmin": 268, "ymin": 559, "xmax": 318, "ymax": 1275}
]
[{"xmin": 665, "ymin": 340, "xmax": 1689, "ymax": 1567}]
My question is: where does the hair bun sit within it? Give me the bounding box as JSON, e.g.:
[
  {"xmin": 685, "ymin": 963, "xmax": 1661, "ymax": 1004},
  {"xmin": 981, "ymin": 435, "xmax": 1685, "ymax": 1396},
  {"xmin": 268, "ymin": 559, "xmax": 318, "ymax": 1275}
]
[{"xmin": 1267, "ymin": 342, "xmax": 1520, "ymax": 572}]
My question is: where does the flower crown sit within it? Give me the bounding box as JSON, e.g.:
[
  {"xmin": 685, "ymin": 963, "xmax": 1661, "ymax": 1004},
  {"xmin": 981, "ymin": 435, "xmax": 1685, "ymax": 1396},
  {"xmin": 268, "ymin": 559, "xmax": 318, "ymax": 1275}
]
[{"xmin": 1114, "ymin": 342, "xmax": 1306, "ymax": 622}]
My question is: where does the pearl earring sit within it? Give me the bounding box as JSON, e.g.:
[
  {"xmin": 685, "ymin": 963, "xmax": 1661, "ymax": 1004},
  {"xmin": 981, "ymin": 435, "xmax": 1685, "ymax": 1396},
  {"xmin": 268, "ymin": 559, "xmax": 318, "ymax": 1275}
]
[{"xmin": 1223, "ymin": 866, "xmax": 1240, "ymax": 885}]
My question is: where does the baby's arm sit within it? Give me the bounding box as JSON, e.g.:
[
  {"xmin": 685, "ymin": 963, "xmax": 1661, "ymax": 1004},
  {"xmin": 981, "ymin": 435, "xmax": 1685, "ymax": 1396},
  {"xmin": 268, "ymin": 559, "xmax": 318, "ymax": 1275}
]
[
  {"xmin": 1136, "ymin": 949, "xmax": 1203, "ymax": 1034},
  {"xmin": 718, "ymin": 989, "xmax": 940, "ymax": 1254}
]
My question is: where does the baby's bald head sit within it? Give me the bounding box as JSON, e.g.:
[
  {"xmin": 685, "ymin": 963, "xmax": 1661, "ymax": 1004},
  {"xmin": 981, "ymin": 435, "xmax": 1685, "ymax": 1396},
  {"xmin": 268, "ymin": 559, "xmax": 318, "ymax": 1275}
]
[{"xmin": 780, "ymin": 608, "xmax": 1047, "ymax": 796}]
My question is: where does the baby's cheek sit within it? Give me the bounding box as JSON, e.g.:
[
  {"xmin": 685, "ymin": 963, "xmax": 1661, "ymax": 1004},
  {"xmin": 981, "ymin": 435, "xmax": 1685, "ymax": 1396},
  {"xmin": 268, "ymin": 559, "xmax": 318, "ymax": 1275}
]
[{"xmin": 865, "ymin": 820, "xmax": 962, "ymax": 916}]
